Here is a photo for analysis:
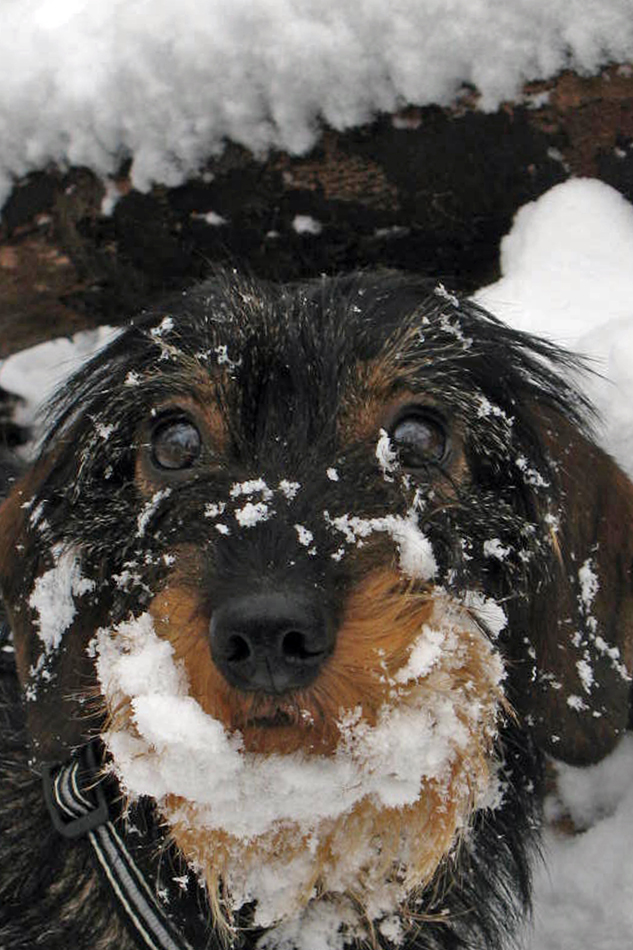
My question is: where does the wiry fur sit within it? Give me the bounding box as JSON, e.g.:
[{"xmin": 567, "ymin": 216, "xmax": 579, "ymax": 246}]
[{"xmin": 1, "ymin": 270, "xmax": 632, "ymax": 950}]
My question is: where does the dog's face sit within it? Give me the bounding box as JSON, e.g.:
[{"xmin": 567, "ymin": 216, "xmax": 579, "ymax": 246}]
[{"xmin": 1, "ymin": 272, "xmax": 632, "ymax": 946}]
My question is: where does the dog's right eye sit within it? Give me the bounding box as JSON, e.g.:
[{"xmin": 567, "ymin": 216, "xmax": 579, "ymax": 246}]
[{"xmin": 151, "ymin": 419, "xmax": 201, "ymax": 470}]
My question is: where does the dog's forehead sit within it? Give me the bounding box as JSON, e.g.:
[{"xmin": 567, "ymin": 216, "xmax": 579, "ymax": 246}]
[
  {"xmin": 151, "ymin": 276, "xmax": 469, "ymax": 404},
  {"xmin": 177, "ymin": 273, "xmax": 416, "ymax": 370},
  {"xmin": 131, "ymin": 275, "xmax": 445, "ymax": 448}
]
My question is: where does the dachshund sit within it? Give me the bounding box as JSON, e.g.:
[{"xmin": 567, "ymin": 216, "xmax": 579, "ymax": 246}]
[{"xmin": 0, "ymin": 270, "xmax": 631, "ymax": 950}]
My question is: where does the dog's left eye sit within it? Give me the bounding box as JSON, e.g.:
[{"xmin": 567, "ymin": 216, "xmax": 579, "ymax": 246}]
[
  {"xmin": 151, "ymin": 419, "xmax": 201, "ymax": 470},
  {"xmin": 391, "ymin": 412, "xmax": 447, "ymax": 468}
]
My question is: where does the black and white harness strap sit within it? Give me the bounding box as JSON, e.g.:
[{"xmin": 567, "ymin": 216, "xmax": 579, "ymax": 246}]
[{"xmin": 43, "ymin": 746, "xmax": 194, "ymax": 950}]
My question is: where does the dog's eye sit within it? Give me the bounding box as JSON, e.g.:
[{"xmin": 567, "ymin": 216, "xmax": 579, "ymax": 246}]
[
  {"xmin": 391, "ymin": 413, "xmax": 447, "ymax": 468},
  {"xmin": 151, "ymin": 419, "xmax": 201, "ymax": 470}
]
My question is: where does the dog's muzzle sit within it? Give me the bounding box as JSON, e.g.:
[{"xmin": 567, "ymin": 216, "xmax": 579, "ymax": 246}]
[{"xmin": 209, "ymin": 590, "xmax": 336, "ymax": 693}]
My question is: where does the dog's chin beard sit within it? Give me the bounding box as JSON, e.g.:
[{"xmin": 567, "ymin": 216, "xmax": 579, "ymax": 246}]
[
  {"xmin": 94, "ymin": 596, "xmax": 506, "ymax": 945},
  {"xmin": 247, "ymin": 708, "xmax": 296, "ymax": 729},
  {"xmin": 230, "ymin": 695, "xmax": 327, "ymax": 753},
  {"xmin": 239, "ymin": 694, "xmax": 309, "ymax": 730}
]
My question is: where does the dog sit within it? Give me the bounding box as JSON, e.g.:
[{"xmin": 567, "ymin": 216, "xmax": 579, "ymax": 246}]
[{"xmin": 0, "ymin": 269, "xmax": 632, "ymax": 950}]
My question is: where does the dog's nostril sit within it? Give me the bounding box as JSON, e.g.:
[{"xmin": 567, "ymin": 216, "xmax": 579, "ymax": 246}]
[
  {"xmin": 226, "ymin": 634, "xmax": 252, "ymax": 664},
  {"xmin": 281, "ymin": 628, "xmax": 321, "ymax": 663}
]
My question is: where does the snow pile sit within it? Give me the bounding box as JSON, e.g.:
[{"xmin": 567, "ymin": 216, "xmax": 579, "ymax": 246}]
[
  {"xmin": 2, "ymin": 1, "xmax": 633, "ymax": 207},
  {"xmin": 475, "ymin": 178, "xmax": 633, "ymax": 478},
  {"xmin": 0, "ymin": 326, "xmax": 118, "ymax": 440},
  {"xmin": 476, "ymin": 179, "xmax": 633, "ymax": 344}
]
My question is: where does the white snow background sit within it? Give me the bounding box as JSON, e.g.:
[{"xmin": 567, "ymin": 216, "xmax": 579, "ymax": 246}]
[
  {"xmin": 2, "ymin": 177, "xmax": 633, "ymax": 950},
  {"xmin": 2, "ymin": 0, "xmax": 633, "ymax": 209}
]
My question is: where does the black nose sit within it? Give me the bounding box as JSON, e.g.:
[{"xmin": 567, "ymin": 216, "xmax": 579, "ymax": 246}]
[{"xmin": 209, "ymin": 591, "xmax": 335, "ymax": 694}]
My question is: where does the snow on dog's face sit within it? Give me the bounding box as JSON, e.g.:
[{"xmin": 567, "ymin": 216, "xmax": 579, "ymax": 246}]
[
  {"xmin": 94, "ymin": 588, "xmax": 504, "ymax": 934},
  {"xmin": 3, "ymin": 270, "xmax": 632, "ymax": 949}
]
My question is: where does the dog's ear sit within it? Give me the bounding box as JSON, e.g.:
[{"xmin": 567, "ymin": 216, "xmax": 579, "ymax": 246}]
[
  {"xmin": 0, "ymin": 458, "xmax": 101, "ymax": 762},
  {"xmin": 509, "ymin": 407, "xmax": 633, "ymax": 766}
]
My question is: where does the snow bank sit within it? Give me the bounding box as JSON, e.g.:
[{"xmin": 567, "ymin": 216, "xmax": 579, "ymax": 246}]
[
  {"xmin": 475, "ymin": 178, "xmax": 633, "ymax": 479},
  {"xmin": 2, "ymin": 1, "xmax": 633, "ymax": 207},
  {"xmin": 529, "ymin": 737, "xmax": 633, "ymax": 950},
  {"xmin": 0, "ymin": 326, "xmax": 118, "ymax": 438}
]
